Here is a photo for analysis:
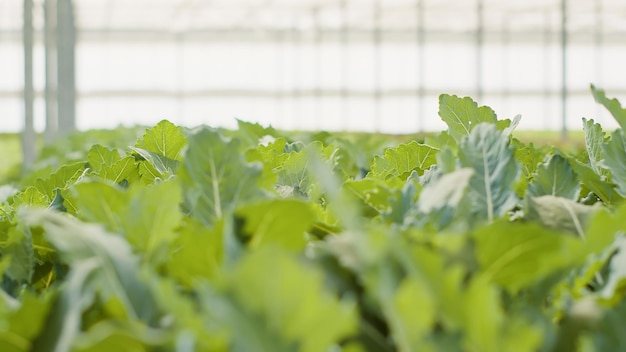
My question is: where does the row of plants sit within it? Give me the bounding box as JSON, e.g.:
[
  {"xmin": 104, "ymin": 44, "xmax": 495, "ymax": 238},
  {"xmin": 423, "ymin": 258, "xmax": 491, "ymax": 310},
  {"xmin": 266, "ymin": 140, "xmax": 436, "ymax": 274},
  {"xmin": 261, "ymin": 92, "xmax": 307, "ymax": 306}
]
[{"xmin": 0, "ymin": 85, "xmax": 625, "ymax": 351}]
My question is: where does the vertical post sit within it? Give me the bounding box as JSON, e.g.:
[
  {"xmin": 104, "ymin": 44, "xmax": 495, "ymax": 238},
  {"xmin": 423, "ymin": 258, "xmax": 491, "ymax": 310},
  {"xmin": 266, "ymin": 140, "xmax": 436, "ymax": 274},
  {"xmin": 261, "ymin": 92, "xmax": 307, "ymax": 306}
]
[
  {"xmin": 176, "ymin": 32, "xmax": 185, "ymax": 125},
  {"xmin": 23, "ymin": 0, "xmax": 36, "ymax": 167},
  {"xmin": 292, "ymin": 22, "xmax": 301, "ymax": 129},
  {"xmin": 341, "ymin": 0, "xmax": 349, "ymax": 131},
  {"xmin": 561, "ymin": 0, "xmax": 568, "ymax": 140},
  {"xmin": 543, "ymin": 13, "xmax": 551, "ymax": 129},
  {"xmin": 416, "ymin": 0, "xmax": 425, "ymax": 132},
  {"xmin": 57, "ymin": 0, "xmax": 76, "ymax": 136},
  {"xmin": 275, "ymin": 30, "xmax": 284, "ymax": 127},
  {"xmin": 594, "ymin": 0, "xmax": 603, "ymax": 119},
  {"xmin": 476, "ymin": 0, "xmax": 484, "ymax": 101},
  {"xmin": 44, "ymin": 0, "xmax": 58, "ymax": 142},
  {"xmin": 501, "ymin": 19, "xmax": 509, "ymax": 111},
  {"xmin": 313, "ymin": 7, "xmax": 322, "ymax": 129},
  {"xmin": 373, "ymin": 0, "xmax": 381, "ymax": 132}
]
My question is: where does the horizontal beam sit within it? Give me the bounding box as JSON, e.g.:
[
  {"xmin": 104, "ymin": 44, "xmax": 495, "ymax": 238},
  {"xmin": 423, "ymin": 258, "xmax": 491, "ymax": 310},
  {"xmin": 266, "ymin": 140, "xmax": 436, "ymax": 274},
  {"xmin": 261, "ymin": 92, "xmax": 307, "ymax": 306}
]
[
  {"xmin": 1, "ymin": 28, "xmax": 625, "ymax": 44},
  {"xmin": 1, "ymin": 88, "xmax": 625, "ymax": 99}
]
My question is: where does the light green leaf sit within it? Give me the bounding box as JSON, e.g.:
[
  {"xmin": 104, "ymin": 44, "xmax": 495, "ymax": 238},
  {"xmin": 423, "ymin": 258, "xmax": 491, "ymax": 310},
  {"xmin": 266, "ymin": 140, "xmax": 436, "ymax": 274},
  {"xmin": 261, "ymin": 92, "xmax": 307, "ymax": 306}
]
[
  {"xmin": 600, "ymin": 236, "xmax": 626, "ymax": 304},
  {"xmin": 98, "ymin": 156, "xmax": 140, "ymax": 185},
  {"xmin": 438, "ymin": 94, "xmax": 497, "ymax": 142},
  {"xmin": 179, "ymin": 128, "xmax": 263, "ymax": 226},
  {"xmin": 458, "ymin": 123, "xmax": 519, "ymax": 222},
  {"xmin": 136, "ymin": 119, "xmax": 187, "ymax": 161},
  {"xmin": 35, "ymin": 162, "xmax": 85, "ymax": 200},
  {"xmin": 601, "ymin": 129, "xmax": 626, "ymax": 198},
  {"xmin": 87, "ymin": 144, "xmax": 122, "ymax": 174},
  {"xmin": 591, "ymin": 84, "xmax": 626, "ymax": 131},
  {"xmin": 390, "ymin": 278, "xmax": 436, "ymax": 352},
  {"xmin": 568, "ymin": 156, "xmax": 621, "ymax": 205},
  {"xmin": 206, "ymin": 248, "xmax": 356, "ymax": 352},
  {"xmin": 13, "ymin": 187, "xmax": 49, "ymax": 208},
  {"xmin": 583, "ymin": 118, "xmax": 608, "ymax": 176},
  {"xmin": 130, "ymin": 147, "xmax": 179, "ymax": 177},
  {"xmin": 527, "ymin": 154, "xmax": 580, "ymax": 199},
  {"xmin": 236, "ymin": 199, "xmax": 315, "ymax": 251},
  {"xmin": 475, "ymin": 220, "xmax": 585, "ymax": 293},
  {"xmin": 72, "ymin": 181, "xmax": 129, "ymax": 234},
  {"xmin": 369, "ymin": 141, "xmax": 438, "ymax": 179},
  {"xmin": 527, "ymin": 195, "xmax": 597, "ymax": 236},
  {"xmin": 167, "ymin": 218, "xmax": 224, "ymax": 287}
]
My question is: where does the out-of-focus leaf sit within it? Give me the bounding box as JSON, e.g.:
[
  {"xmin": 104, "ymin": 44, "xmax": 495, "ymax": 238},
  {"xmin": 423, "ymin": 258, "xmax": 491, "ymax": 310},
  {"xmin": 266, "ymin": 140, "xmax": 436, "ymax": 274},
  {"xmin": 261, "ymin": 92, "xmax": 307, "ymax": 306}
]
[
  {"xmin": 527, "ymin": 195, "xmax": 597, "ymax": 236},
  {"xmin": 179, "ymin": 128, "xmax": 263, "ymax": 226},
  {"xmin": 167, "ymin": 218, "xmax": 224, "ymax": 287},
  {"xmin": 72, "ymin": 181, "xmax": 128, "ymax": 233},
  {"xmin": 98, "ymin": 157, "xmax": 140, "ymax": 186},
  {"xmin": 474, "ymin": 220, "xmax": 586, "ymax": 293},
  {"xmin": 12, "ymin": 187, "xmax": 48, "ymax": 208},
  {"xmin": 568, "ymin": 157, "xmax": 621, "ymax": 205},
  {"xmin": 237, "ymin": 199, "xmax": 315, "ymax": 251},
  {"xmin": 35, "ymin": 162, "xmax": 85, "ymax": 200},
  {"xmin": 582, "ymin": 118, "xmax": 609, "ymax": 176},
  {"xmin": 458, "ymin": 123, "xmax": 519, "ymax": 222},
  {"xmin": 527, "ymin": 154, "xmax": 580, "ymax": 199},
  {"xmin": 204, "ymin": 248, "xmax": 356, "ymax": 352},
  {"xmin": 369, "ymin": 142, "xmax": 438, "ymax": 179}
]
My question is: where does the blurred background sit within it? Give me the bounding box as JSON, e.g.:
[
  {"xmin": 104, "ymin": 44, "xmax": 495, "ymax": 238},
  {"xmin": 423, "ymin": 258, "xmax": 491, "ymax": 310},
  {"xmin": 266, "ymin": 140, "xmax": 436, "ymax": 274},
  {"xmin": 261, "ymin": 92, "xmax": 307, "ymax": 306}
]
[{"xmin": 1, "ymin": 0, "xmax": 626, "ymax": 164}]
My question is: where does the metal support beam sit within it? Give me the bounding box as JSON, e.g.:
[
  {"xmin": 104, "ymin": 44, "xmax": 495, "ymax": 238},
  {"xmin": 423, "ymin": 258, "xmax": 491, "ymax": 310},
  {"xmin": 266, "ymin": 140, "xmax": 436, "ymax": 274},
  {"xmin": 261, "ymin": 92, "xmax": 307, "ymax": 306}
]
[
  {"xmin": 341, "ymin": 0, "xmax": 349, "ymax": 131},
  {"xmin": 57, "ymin": 0, "xmax": 76, "ymax": 136},
  {"xmin": 22, "ymin": 0, "xmax": 36, "ymax": 167},
  {"xmin": 561, "ymin": 0, "xmax": 568, "ymax": 140},
  {"xmin": 476, "ymin": 0, "xmax": 484, "ymax": 101},
  {"xmin": 313, "ymin": 7, "xmax": 322, "ymax": 129},
  {"xmin": 44, "ymin": 0, "xmax": 58, "ymax": 142},
  {"xmin": 416, "ymin": 0, "xmax": 425, "ymax": 132},
  {"xmin": 374, "ymin": 0, "xmax": 382, "ymax": 131}
]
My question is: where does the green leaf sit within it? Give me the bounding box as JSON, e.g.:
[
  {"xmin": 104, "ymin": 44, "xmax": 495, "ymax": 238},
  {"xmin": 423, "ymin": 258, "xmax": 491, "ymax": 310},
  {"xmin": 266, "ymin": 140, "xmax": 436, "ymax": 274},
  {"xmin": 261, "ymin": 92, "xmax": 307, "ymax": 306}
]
[
  {"xmin": 136, "ymin": 119, "xmax": 187, "ymax": 161},
  {"xmin": 582, "ymin": 118, "xmax": 609, "ymax": 176},
  {"xmin": 369, "ymin": 141, "xmax": 438, "ymax": 179},
  {"xmin": 97, "ymin": 156, "xmax": 140, "ymax": 185},
  {"xmin": 87, "ymin": 144, "xmax": 122, "ymax": 174},
  {"xmin": 179, "ymin": 128, "xmax": 263, "ymax": 226},
  {"xmin": 2, "ymin": 291, "xmax": 54, "ymax": 351},
  {"xmin": 205, "ymin": 248, "xmax": 356, "ymax": 352},
  {"xmin": 2, "ymin": 226, "xmax": 34, "ymax": 283},
  {"xmin": 72, "ymin": 180, "xmax": 129, "ymax": 234},
  {"xmin": 415, "ymin": 168, "xmax": 473, "ymax": 230},
  {"xmin": 601, "ymin": 129, "xmax": 626, "ymax": 198},
  {"xmin": 474, "ymin": 220, "xmax": 585, "ymax": 293},
  {"xmin": 527, "ymin": 154, "xmax": 580, "ymax": 199},
  {"xmin": 591, "ymin": 84, "xmax": 626, "ymax": 131},
  {"xmin": 20, "ymin": 209, "xmax": 159, "ymax": 323},
  {"xmin": 236, "ymin": 199, "xmax": 315, "ymax": 251},
  {"xmin": 438, "ymin": 94, "xmax": 497, "ymax": 142},
  {"xmin": 389, "ymin": 278, "xmax": 437, "ymax": 351},
  {"xmin": 35, "ymin": 162, "xmax": 85, "ymax": 200},
  {"xmin": 275, "ymin": 141, "xmax": 336, "ymax": 200},
  {"xmin": 130, "ymin": 147, "xmax": 179, "ymax": 177},
  {"xmin": 526, "ymin": 195, "xmax": 597, "ymax": 236},
  {"xmin": 458, "ymin": 123, "xmax": 519, "ymax": 222},
  {"xmin": 167, "ymin": 218, "xmax": 224, "ymax": 287},
  {"xmin": 12, "ymin": 187, "xmax": 48, "ymax": 208},
  {"xmin": 245, "ymin": 138, "xmax": 288, "ymax": 190},
  {"xmin": 568, "ymin": 156, "xmax": 621, "ymax": 205},
  {"xmin": 600, "ymin": 236, "xmax": 626, "ymax": 304}
]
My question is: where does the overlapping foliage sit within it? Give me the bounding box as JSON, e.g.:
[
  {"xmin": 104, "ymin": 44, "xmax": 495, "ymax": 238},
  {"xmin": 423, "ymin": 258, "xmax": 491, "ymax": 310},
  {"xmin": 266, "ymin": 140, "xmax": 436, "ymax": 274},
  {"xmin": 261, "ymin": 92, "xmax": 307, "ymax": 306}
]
[{"xmin": 1, "ymin": 87, "xmax": 626, "ymax": 351}]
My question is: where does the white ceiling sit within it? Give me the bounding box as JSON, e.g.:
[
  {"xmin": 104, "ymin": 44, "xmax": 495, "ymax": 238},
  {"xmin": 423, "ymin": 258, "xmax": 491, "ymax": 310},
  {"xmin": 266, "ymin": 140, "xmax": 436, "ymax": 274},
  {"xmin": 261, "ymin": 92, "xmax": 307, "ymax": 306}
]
[{"xmin": 1, "ymin": 0, "xmax": 625, "ymax": 42}]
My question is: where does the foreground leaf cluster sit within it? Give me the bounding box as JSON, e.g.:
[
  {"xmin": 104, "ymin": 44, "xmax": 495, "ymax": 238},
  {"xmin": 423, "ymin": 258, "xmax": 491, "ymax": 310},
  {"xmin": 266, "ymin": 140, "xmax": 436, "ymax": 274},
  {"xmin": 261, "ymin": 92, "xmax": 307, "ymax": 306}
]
[{"xmin": 1, "ymin": 88, "xmax": 626, "ymax": 351}]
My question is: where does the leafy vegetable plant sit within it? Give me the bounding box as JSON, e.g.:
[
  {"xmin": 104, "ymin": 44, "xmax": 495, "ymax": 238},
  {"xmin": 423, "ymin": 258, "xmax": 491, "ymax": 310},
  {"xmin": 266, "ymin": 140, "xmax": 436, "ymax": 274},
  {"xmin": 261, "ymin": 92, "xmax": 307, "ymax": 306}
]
[{"xmin": 1, "ymin": 87, "xmax": 626, "ymax": 351}]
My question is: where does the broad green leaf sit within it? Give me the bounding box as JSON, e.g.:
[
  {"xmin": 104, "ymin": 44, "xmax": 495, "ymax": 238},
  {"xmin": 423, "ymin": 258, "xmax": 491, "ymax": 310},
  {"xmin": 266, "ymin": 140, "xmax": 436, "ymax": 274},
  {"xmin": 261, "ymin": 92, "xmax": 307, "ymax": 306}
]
[
  {"xmin": 130, "ymin": 147, "xmax": 179, "ymax": 177},
  {"xmin": 389, "ymin": 278, "xmax": 436, "ymax": 352},
  {"xmin": 591, "ymin": 84, "xmax": 626, "ymax": 131},
  {"xmin": 369, "ymin": 141, "xmax": 438, "ymax": 179},
  {"xmin": 72, "ymin": 181, "xmax": 128, "ymax": 234},
  {"xmin": 97, "ymin": 156, "xmax": 140, "ymax": 185},
  {"xmin": 583, "ymin": 118, "xmax": 608, "ymax": 176},
  {"xmin": 72, "ymin": 320, "xmax": 169, "ymax": 352},
  {"xmin": 167, "ymin": 218, "xmax": 224, "ymax": 287},
  {"xmin": 2, "ymin": 226, "xmax": 34, "ymax": 283},
  {"xmin": 179, "ymin": 128, "xmax": 263, "ymax": 226},
  {"xmin": 206, "ymin": 248, "xmax": 356, "ymax": 352},
  {"xmin": 568, "ymin": 156, "xmax": 621, "ymax": 205},
  {"xmin": 245, "ymin": 138, "xmax": 288, "ymax": 190},
  {"xmin": 275, "ymin": 141, "xmax": 336, "ymax": 200},
  {"xmin": 0, "ymin": 291, "xmax": 54, "ymax": 351},
  {"xmin": 474, "ymin": 220, "xmax": 585, "ymax": 293},
  {"xmin": 458, "ymin": 123, "xmax": 519, "ymax": 222},
  {"xmin": 87, "ymin": 144, "xmax": 122, "ymax": 174},
  {"xmin": 235, "ymin": 119, "xmax": 279, "ymax": 148},
  {"xmin": 415, "ymin": 168, "xmax": 473, "ymax": 230},
  {"xmin": 601, "ymin": 129, "xmax": 626, "ymax": 198},
  {"xmin": 236, "ymin": 199, "xmax": 315, "ymax": 251},
  {"xmin": 35, "ymin": 162, "xmax": 85, "ymax": 200},
  {"xmin": 12, "ymin": 187, "xmax": 48, "ymax": 208},
  {"xmin": 438, "ymin": 94, "xmax": 497, "ymax": 142},
  {"xmin": 600, "ymin": 236, "xmax": 626, "ymax": 304},
  {"xmin": 121, "ymin": 180, "xmax": 182, "ymax": 261},
  {"xmin": 136, "ymin": 119, "xmax": 187, "ymax": 161},
  {"xmin": 527, "ymin": 154, "xmax": 580, "ymax": 199},
  {"xmin": 344, "ymin": 178, "xmax": 402, "ymax": 214},
  {"xmin": 526, "ymin": 196, "xmax": 597, "ymax": 236},
  {"xmin": 21, "ymin": 209, "xmax": 158, "ymax": 323}
]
